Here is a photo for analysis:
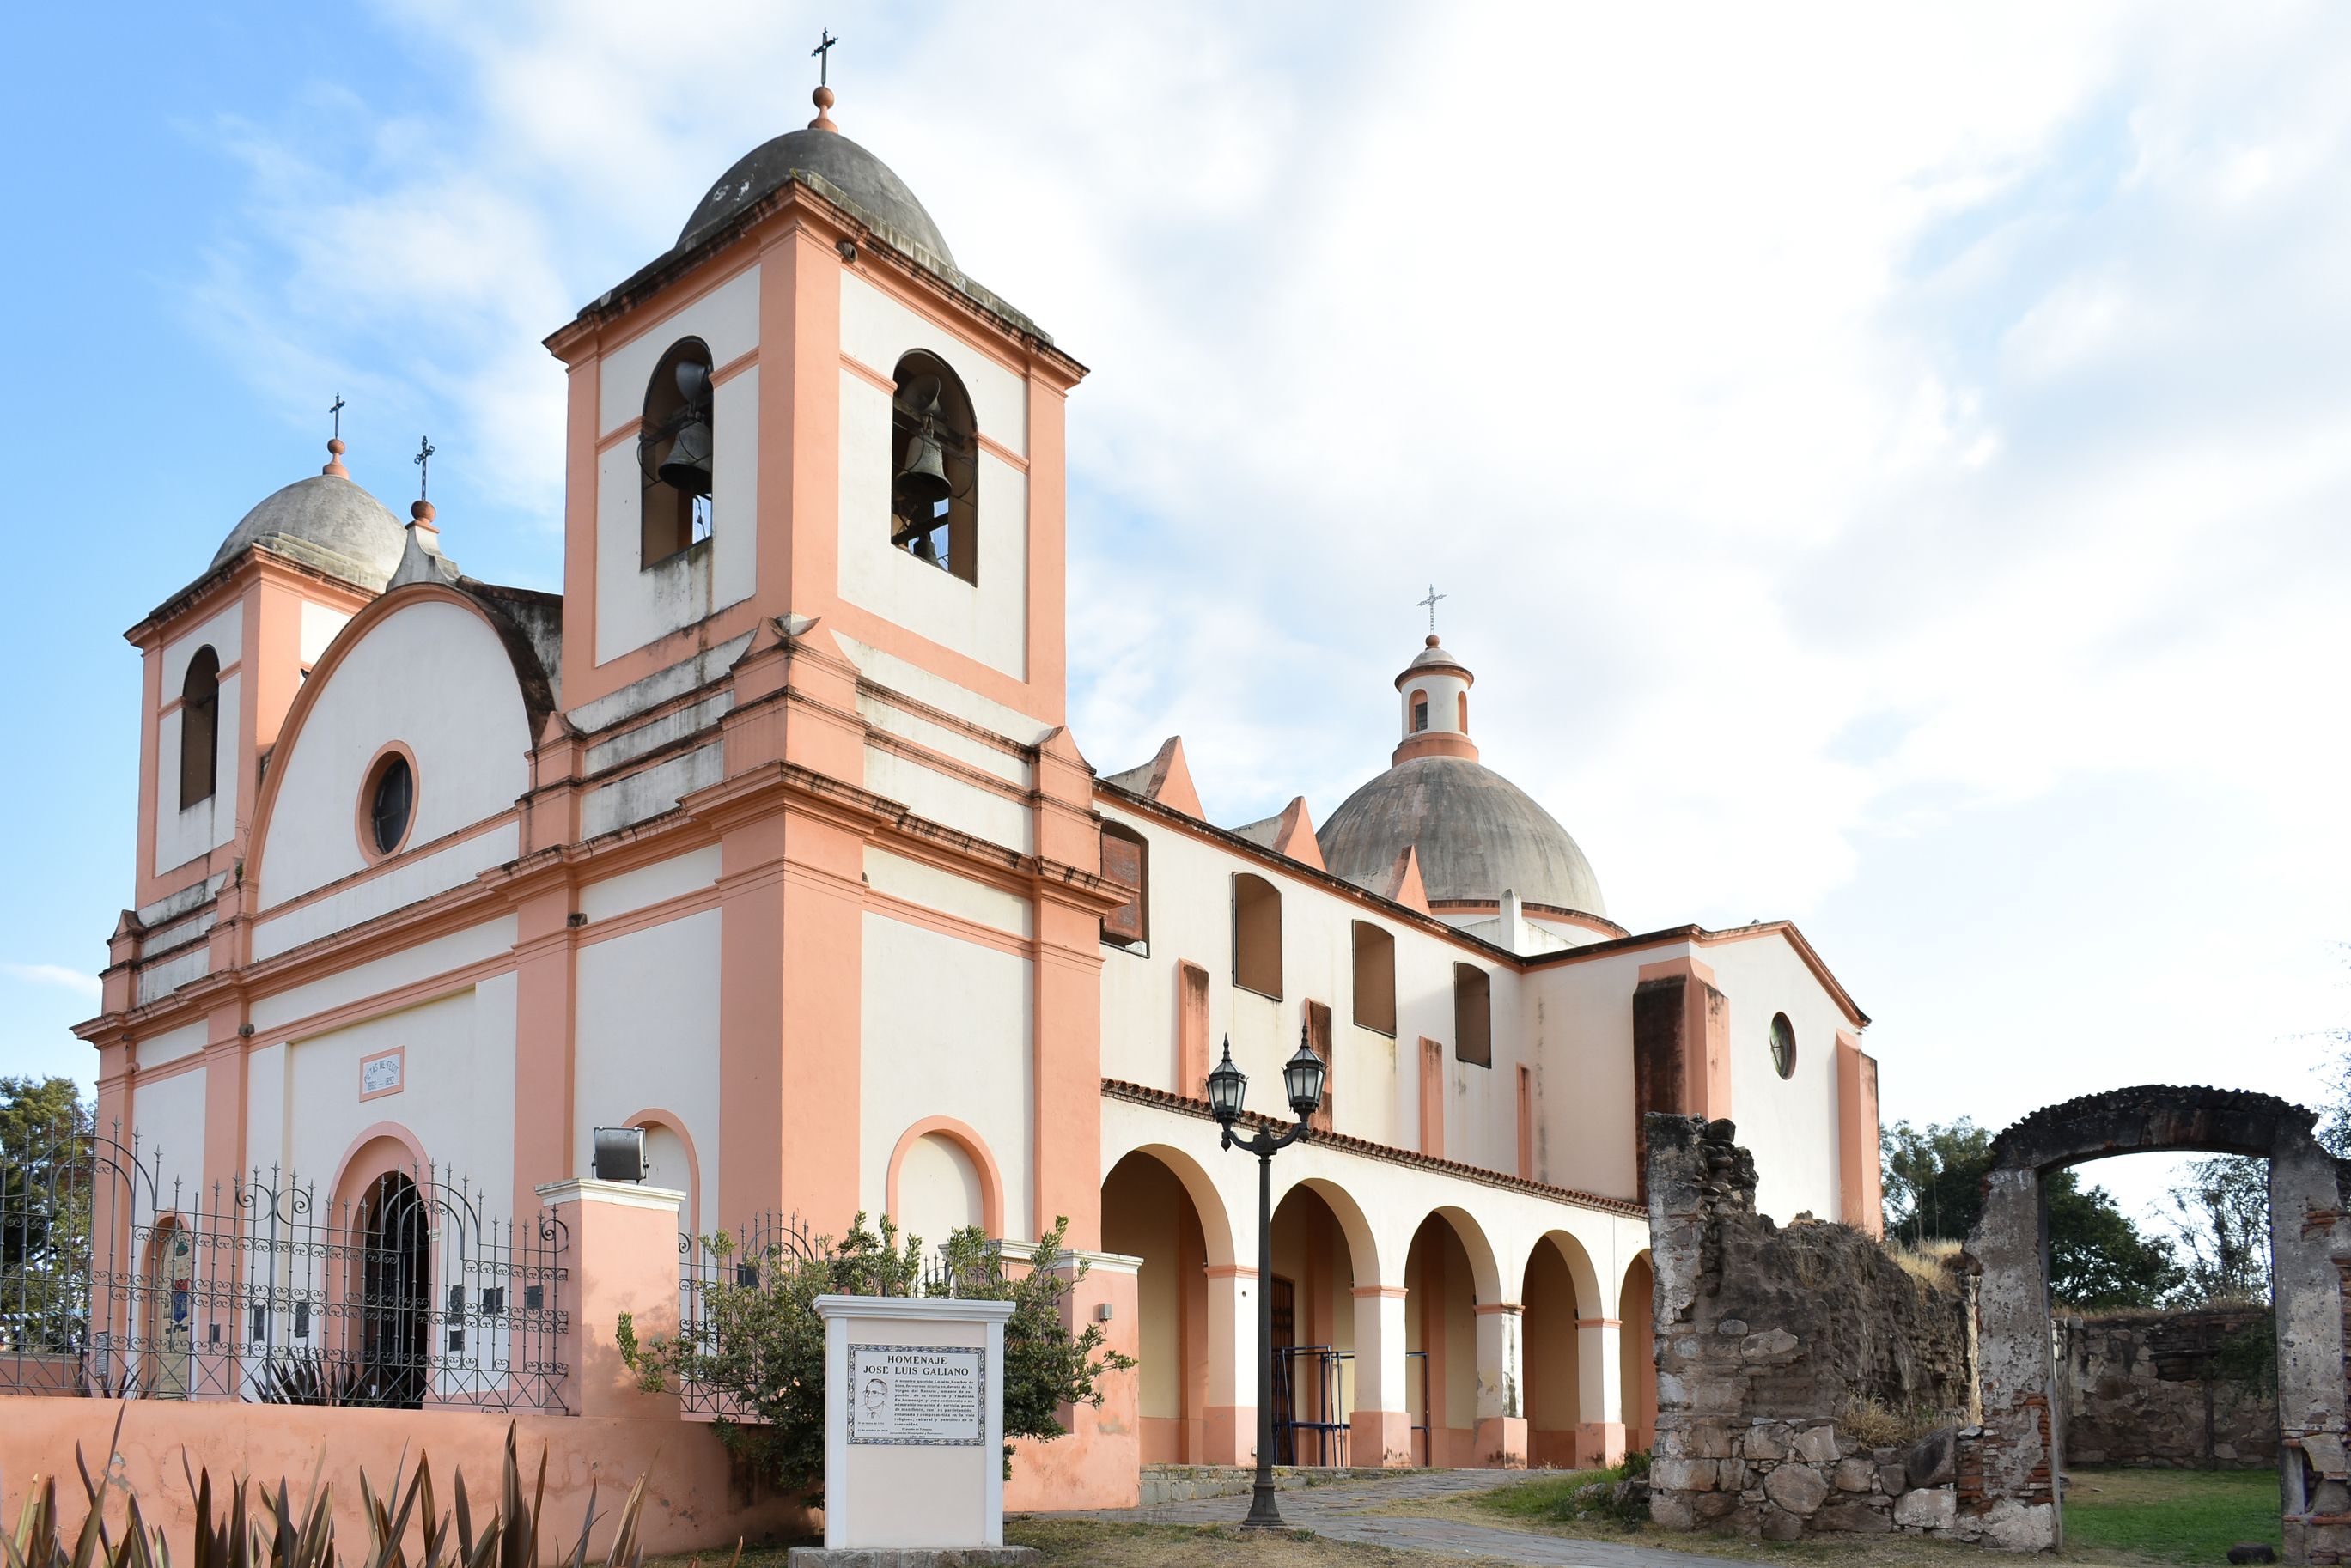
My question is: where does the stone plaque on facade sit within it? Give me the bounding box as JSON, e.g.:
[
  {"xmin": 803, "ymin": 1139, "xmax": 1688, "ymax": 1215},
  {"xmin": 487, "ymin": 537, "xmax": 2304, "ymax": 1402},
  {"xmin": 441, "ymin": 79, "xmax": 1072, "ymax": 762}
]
[{"xmin": 847, "ymin": 1342, "xmax": 985, "ymax": 1446}]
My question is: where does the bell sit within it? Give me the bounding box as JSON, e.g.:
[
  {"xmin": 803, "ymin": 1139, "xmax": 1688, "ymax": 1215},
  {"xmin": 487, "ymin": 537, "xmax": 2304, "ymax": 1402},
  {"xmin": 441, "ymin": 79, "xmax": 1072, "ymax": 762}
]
[
  {"xmin": 896, "ymin": 427, "xmax": 950, "ymax": 507},
  {"xmin": 658, "ymin": 416, "xmax": 713, "ymax": 495}
]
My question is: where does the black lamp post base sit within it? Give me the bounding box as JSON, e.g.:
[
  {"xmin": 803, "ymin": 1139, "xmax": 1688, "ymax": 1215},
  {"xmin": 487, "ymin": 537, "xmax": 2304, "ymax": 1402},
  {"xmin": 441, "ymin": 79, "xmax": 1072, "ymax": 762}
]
[{"xmin": 1239, "ymin": 1481, "xmax": 1287, "ymax": 1530}]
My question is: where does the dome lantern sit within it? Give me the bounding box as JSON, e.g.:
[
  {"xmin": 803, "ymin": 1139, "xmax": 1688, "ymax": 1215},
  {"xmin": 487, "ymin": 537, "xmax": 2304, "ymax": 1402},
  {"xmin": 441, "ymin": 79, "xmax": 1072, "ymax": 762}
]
[{"xmin": 1392, "ymin": 634, "xmax": 1478, "ymax": 766}]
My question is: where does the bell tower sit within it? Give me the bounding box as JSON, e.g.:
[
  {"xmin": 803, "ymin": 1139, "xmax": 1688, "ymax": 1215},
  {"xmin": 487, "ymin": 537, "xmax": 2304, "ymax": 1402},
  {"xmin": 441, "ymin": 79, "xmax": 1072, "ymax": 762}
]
[{"xmin": 543, "ymin": 82, "xmax": 1087, "ymax": 728}]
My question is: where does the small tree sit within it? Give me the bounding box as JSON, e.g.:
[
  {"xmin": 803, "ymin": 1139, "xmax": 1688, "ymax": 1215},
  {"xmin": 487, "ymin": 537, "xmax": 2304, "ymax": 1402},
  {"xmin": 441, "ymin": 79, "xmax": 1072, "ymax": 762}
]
[
  {"xmin": 2162, "ymin": 1154, "xmax": 2271, "ymax": 1305},
  {"xmin": 618, "ymin": 1212, "xmax": 1131, "ymax": 1499},
  {"xmin": 0, "ymin": 1076, "xmax": 94, "ymax": 1354}
]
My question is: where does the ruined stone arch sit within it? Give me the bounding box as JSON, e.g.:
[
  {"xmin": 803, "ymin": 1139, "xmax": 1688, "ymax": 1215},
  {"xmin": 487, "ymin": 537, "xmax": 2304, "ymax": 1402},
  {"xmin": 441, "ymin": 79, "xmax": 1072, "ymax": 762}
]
[{"xmin": 1964, "ymin": 1085, "xmax": 2349, "ymax": 1558}]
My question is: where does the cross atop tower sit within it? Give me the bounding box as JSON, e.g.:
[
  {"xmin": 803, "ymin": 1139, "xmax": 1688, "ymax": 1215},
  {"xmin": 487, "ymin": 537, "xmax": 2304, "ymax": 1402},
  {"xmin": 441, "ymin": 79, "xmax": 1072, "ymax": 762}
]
[
  {"xmin": 1417, "ymin": 585, "xmax": 1447, "ymax": 636},
  {"xmin": 813, "ymin": 29, "xmax": 839, "ymax": 86},
  {"xmin": 329, "ymin": 394, "xmax": 345, "ymax": 440},
  {"xmin": 414, "ymin": 435, "xmax": 435, "ymax": 501}
]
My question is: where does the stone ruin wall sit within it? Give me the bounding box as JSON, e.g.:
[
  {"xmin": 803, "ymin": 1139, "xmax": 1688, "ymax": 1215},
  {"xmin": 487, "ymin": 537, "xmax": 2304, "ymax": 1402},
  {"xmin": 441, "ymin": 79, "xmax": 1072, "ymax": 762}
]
[
  {"xmin": 1646, "ymin": 1114, "xmax": 1983, "ymax": 1542},
  {"xmin": 2059, "ymin": 1307, "xmax": 2279, "ymax": 1471}
]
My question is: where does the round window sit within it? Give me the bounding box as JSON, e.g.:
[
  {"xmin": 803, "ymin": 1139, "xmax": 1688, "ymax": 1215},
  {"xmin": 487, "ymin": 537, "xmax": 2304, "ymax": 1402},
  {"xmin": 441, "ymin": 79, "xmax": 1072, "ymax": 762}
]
[
  {"xmin": 1769, "ymin": 1012, "xmax": 1797, "ymax": 1079},
  {"xmin": 367, "ymin": 753, "xmax": 414, "ymax": 855}
]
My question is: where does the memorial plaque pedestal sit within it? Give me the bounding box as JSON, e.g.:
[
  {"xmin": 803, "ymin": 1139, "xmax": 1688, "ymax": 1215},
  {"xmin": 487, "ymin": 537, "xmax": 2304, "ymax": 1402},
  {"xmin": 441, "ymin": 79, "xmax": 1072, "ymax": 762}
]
[{"xmin": 787, "ymin": 1295, "xmax": 1038, "ymax": 1568}]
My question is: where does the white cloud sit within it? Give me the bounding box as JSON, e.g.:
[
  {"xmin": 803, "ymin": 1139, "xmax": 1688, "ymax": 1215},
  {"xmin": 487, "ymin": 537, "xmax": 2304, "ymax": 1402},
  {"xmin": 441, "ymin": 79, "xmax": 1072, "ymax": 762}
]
[
  {"xmin": 3, "ymin": 963, "xmax": 100, "ymax": 1001},
  {"xmin": 183, "ymin": 3, "xmax": 2351, "ymax": 1128}
]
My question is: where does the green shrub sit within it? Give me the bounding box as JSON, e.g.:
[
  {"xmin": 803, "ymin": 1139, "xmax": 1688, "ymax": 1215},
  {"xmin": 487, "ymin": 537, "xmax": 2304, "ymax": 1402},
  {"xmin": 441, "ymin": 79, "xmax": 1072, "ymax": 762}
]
[{"xmin": 618, "ymin": 1212, "xmax": 1132, "ymax": 1501}]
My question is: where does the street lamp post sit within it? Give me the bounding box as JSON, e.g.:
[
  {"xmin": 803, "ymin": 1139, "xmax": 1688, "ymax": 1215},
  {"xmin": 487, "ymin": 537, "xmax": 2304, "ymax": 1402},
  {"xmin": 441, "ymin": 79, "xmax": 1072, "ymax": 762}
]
[{"xmin": 1207, "ymin": 1025, "xmax": 1328, "ymax": 1531}]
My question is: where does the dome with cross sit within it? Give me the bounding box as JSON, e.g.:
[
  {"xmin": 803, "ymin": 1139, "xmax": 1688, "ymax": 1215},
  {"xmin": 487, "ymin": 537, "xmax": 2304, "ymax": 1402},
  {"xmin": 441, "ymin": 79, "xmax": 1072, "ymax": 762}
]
[{"xmin": 1320, "ymin": 631, "xmax": 1607, "ymax": 918}]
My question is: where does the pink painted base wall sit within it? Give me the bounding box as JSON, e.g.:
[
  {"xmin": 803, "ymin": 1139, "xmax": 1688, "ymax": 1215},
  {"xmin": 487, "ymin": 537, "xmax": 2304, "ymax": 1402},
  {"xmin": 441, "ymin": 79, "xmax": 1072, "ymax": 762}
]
[{"xmin": 0, "ymin": 1398, "xmax": 807, "ymax": 1562}]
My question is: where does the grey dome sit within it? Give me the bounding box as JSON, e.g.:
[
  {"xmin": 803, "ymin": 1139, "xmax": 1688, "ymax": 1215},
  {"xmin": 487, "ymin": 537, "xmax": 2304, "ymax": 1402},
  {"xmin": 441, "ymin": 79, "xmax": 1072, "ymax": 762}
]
[
  {"xmin": 678, "ymin": 129, "xmax": 954, "ymax": 272},
  {"xmin": 210, "ymin": 474, "xmax": 407, "ymax": 592},
  {"xmin": 1321, "ymin": 756, "xmax": 1606, "ymax": 916}
]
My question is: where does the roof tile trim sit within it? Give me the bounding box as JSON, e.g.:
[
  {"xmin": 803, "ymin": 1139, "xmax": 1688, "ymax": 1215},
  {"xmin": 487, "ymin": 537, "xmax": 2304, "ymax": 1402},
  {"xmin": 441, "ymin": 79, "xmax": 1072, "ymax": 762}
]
[{"xmin": 1101, "ymin": 1077, "xmax": 1645, "ymax": 1219}]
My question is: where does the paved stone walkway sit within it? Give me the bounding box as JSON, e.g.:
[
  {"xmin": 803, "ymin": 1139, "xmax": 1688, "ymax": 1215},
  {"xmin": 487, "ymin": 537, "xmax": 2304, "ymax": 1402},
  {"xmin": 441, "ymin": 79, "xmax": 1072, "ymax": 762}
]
[{"xmin": 1036, "ymin": 1471, "xmax": 1740, "ymax": 1566}]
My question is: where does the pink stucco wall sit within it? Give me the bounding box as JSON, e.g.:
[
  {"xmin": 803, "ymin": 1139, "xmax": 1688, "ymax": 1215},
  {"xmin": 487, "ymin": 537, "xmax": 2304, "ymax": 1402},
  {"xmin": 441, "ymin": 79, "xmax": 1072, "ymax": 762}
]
[{"xmin": 0, "ymin": 1398, "xmax": 807, "ymax": 1562}]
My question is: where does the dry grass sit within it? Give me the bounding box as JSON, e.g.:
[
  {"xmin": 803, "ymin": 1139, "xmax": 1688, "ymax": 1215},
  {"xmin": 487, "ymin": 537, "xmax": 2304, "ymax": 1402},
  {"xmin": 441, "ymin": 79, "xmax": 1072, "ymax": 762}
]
[
  {"xmin": 1887, "ymin": 1237, "xmax": 1963, "ymax": 1289},
  {"xmin": 1839, "ymin": 1395, "xmax": 1956, "ymax": 1448}
]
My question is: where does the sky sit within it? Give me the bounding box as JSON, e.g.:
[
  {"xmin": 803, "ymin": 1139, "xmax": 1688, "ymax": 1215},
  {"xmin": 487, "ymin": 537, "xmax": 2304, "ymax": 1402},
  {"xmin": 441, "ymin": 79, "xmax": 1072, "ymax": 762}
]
[{"xmin": 1, "ymin": 2, "xmax": 2345, "ymax": 1232}]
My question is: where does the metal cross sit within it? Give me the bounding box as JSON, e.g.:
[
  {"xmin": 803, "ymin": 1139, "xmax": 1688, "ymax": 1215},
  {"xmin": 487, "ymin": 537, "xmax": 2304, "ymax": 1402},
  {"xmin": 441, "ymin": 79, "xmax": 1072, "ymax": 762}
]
[
  {"xmin": 813, "ymin": 29, "xmax": 839, "ymax": 86},
  {"xmin": 329, "ymin": 394, "xmax": 345, "ymax": 440},
  {"xmin": 1417, "ymin": 585, "xmax": 1447, "ymax": 635},
  {"xmin": 414, "ymin": 435, "xmax": 435, "ymax": 501}
]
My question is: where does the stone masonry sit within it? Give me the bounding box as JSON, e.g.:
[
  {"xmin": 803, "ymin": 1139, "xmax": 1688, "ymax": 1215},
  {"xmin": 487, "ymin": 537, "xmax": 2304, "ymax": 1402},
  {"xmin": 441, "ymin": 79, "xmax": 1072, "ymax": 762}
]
[
  {"xmin": 2059, "ymin": 1307, "xmax": 2279, "ymax": 1470},
  {"xmin": 1645, "ymin": 1114, "xmax": 1976, "ymax": 1542}
]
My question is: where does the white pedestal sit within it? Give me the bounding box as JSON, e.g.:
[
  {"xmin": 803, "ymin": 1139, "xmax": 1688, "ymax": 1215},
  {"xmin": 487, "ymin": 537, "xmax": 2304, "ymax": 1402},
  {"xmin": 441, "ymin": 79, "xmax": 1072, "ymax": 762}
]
[{"xmin": 803, "ymin": 1294, "xmax": 1032, "ymax": 1564}]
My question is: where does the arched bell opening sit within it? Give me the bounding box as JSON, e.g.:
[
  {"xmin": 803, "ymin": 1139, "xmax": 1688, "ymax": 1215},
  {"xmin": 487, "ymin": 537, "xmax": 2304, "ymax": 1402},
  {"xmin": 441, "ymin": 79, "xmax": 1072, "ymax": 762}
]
[
  {"xmin": 888, "ymin": 350, "xmax": 978, "ymax": 583},
  {"xmin": 638, "ymin": 337, "xmax": 716, "ymax": 567}
]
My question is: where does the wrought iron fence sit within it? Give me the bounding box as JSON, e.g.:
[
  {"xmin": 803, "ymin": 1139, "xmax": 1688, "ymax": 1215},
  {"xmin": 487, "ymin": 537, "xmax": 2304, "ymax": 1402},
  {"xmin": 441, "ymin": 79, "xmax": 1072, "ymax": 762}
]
[{"xmin": 0, "ymin": 1116, "xmax": 569, "ymax": 1409}]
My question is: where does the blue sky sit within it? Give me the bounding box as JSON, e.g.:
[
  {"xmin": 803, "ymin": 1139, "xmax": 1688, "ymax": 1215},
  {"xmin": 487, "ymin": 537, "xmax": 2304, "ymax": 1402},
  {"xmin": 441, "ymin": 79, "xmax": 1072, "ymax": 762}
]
[{"xmin": 3, "ymin": 3, "xmax": 2347, "ymax": 1226}]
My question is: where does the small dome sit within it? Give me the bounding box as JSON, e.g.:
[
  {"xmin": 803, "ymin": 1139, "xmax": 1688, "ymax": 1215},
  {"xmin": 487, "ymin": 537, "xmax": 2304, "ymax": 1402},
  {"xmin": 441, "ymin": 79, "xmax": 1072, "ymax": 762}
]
[
  {"xmin": 1321, "ymin": 756, "xmax": 1607, "ymax": 916},
  {"xmin": 210, "ymin": 474, "xmax": 408, "ymax": 592},
  {"xmin": 677, "ymin": 128, "xmax": 954, "ymax": 273}
]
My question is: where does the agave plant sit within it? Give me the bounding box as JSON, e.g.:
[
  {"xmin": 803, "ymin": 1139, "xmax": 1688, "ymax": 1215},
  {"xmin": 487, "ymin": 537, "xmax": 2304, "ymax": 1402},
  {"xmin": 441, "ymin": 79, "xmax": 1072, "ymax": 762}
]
[
  {"xmin": 253, "ymin": 1355, "xmax": 380, "ymax": 1409},
  {"xmin": 1, "ymin": 1417, "xmax": 722, "ymax": 1568}
]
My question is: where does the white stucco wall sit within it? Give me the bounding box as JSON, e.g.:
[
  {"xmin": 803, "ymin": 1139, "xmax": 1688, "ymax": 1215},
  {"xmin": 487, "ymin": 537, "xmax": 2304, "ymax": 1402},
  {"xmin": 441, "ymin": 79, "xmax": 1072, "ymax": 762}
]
[
  {"xmin": 862, "ymin": 746, "xmax": 1032, "ymax": 854},
  {"xmin": 297, "ymin": 601, "xmax": 350, "ymax": 665},
  {"xmin": 1520, "ymin": 951, "xmax": 1647, "ymax": 1200},
  {"xmin": 573, "ymin": 909, "xmax": 722, "ymax": 1218},
  {"xmin": 131, "ymin": 1067, "xmax": 206, "ymax": 1205},
  {"xmin": 860, "ymin": 913, "xmax": 1033, "ymax": 1241},
  {"xmin": 1095, "ymin": 802, "xmax": 1533, "ymax": 1167},
  {"xmin": 1701, "ymin": 936, "xmax": 1850, "ymax": 1225},
  {"xmin": 276, "ymin": 976, "xmax": 520, "ymax": 1203},
  {"xmin": 593, "ymin": 265, "xmax": 761, "ymax": 665},
  {"xmin": 257, "ymin": 597, "xmax": 532, "ymax": 911}
]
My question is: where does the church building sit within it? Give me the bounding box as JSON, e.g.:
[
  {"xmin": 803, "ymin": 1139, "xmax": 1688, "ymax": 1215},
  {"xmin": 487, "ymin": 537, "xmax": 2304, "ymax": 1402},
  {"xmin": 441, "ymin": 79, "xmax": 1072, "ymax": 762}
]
[{"xmin": 79, "ymin": 82, "xmax": 1882, "ymax": 1483}]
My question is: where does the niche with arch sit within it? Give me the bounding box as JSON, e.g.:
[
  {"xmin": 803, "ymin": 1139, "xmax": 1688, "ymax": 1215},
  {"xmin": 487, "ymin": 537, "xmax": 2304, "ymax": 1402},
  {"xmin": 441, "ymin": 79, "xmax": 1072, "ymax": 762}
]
[
  {"xmin": 638, "ymin": 337, "xmax": 716, "ymax": 567},
  {"xmin": 887, "ymin": 350, "xmax": 978, "ymax": 584}
]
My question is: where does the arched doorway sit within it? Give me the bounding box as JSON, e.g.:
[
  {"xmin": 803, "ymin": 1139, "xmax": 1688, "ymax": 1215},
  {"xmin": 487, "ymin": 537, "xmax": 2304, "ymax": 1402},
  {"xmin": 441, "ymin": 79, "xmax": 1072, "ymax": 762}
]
[
  {"xmin": 1618, "ymin": 1252, "xmax": 1657, "ymax": 1455},
  {"xmin": 1964, "ymin": 1086, "xmax": 2346, "ymax": 1558},
  {"xmin": 1268, "ymin": 1181, "xmax": 1376, "ymax": 1466},
  {"xmin": 353, "ymin": 1171, "xmax": 430, "ymax": 1408},
  {"xmin": 1102, "ymin": 1148, "xmax": 1224, "ymax": 1464},
  {"xmin": 143, "ymin": 1217, "xmax": 194, "ymax": 1399},
  {"xmin": 1405, "ymin": 1212, "xmax": 1490, "ymax": 1468},
  {"xmin": 1523, "ymin": 1231, "xmax": 1603, "ymax": 1468}
]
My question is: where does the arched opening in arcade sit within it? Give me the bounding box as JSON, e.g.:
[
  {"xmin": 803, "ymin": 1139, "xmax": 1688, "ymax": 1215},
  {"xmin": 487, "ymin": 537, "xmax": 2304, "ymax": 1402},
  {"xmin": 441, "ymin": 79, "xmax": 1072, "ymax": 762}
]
[
  {"xmin": 1268, "ymin": 1180, "xmax": 1376, "ymax": 1466},
  {"xmin": 1101, "ymin": 1147, "xmax": 1226, "ymax": 1465},
  {"xmin": 1619, "ymin": 1251, "xmax": 1658, "ymax": 1455},
  {"xmin": 1404, "ymin": 1210, "xmax": 1495, "ymax": 1468},
  {"xmin": 1521, "ymin": 1231, "xmax": 1599, "ymax": 1468}
]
